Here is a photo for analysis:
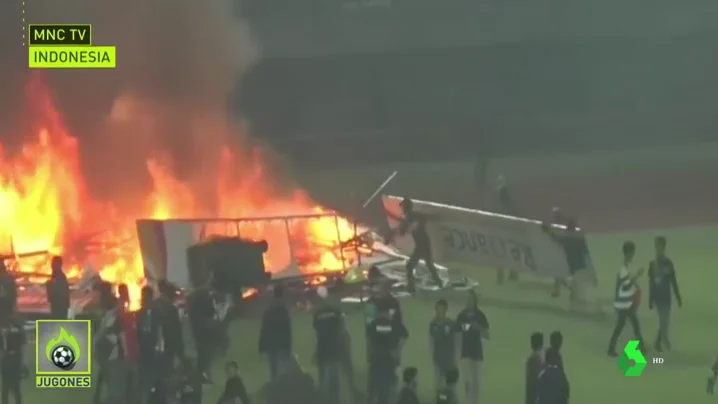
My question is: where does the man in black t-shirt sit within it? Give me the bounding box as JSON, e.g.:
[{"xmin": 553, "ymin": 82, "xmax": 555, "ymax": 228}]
[
  {"xmin": 542, "ymin": 216, "xmax": 590, "ymax": 304},
  {"xmin": 396, "ymin": 367, "xmax": 419, "ymax": 404},
  {"xmin": 187, "ymin": 279, "xmax": 217, "ymax": 381},
  {"xmin": 648, "ymin": 236, "xmax": 682, "ymax": 352},
  {"xmin": 46, "ymin": 256, "xmax": 70, "ymax": 319},
  {"xmin": 370, "ymin": 282, "xmax": 403, "ymax": 326},
  {"xmin": 366, "ymin": 305, "xmax": 409, "ymax": 404},
  {"xmin": 136, "ymin": 286, "xmax": 160, "ymax": 403},
  {"xmin": 387, "ymin": 198, "xmax": 444, "ymax": 292},
  {"xmin": 154, "ymin": 281, "xmax": 186, "ymax": 377},
  {"xmin": 536, "ymin": 350, "xmax": 569, "ymax": 404},
  {"xmin": 259, "ymin": 285, "xmax": 293, "ymax": 380},
  {"xmin": 313, "ymin": 294, "xmax": 345, "ymax": 404},
  {"xmin": 429, "ymin": 299, "xmax": 457, "ymax": 395},
  {"xmin": 218, "ymin": 361, "xmax": 250, "ymax": 404},
  {"xmin": 456, "ymin": 290, "xmax": 489, "ymax": 404}
]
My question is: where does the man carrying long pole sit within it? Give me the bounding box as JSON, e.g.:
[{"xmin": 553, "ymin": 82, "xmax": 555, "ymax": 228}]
[{"xmin": 386, "ymin": 198, "xmax": 444, "ymax": 293}]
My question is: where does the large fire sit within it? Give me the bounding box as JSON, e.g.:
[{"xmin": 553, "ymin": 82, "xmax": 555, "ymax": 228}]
[{"xmin": 0, "ymin": 76, "xmax": 360, "ymax": 309}]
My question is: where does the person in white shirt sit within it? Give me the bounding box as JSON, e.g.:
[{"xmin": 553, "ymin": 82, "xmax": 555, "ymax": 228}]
[{"xmin": 607, "ymin": 241, "xmax": 646, "ymax": 356}]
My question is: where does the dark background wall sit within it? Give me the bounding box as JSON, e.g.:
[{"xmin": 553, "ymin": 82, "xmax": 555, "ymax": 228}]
[{"xmin": 234, "ymin": 0, "xmax": 718, "ymax": 165}]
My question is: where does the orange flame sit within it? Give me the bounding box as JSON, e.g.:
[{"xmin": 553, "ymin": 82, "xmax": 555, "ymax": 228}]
[{"xmin": 0, "ymin": 76, "xmax": 361, "ymax": 310}]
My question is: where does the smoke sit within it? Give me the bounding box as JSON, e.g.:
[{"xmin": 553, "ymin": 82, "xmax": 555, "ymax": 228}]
[{"xmin": 8, "ymin": 0, "xmax": 261, "ymax": 205}]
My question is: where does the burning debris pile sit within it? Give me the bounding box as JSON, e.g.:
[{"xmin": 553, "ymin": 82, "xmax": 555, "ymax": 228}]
[{"xmin": 0, "ymin": 76, "xmax": 368, "ymax": 310}]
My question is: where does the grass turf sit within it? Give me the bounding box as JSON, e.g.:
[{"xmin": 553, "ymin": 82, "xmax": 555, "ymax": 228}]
[{"xmin": 25, "ymin": 224, "xmax": 718, "ymax": 403}]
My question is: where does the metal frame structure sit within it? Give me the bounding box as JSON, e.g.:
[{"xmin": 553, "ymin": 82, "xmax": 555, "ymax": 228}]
[{"xmin": 138, "ymin": 211, "xmax": 363, "ymax": 283}]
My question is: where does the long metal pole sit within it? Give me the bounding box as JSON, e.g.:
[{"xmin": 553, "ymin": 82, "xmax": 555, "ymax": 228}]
[{"xmin": 362, "ymin": 170, "xmax": 398, "ymax": 208}]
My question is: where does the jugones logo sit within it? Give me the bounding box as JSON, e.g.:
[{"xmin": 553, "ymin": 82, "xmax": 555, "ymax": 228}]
[
  {"xmin": 46, "ymin": 327, "xmax": 81, "ymax": 370},
  {"xmin": 36, "ymin": 319, "xmax": 92, "ymax": 388}
]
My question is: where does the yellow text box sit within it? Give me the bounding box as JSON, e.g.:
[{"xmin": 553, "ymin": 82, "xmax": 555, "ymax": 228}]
[
  {"xmin": 36, "ymin": 376, "xmax": 92, "ymax": 388},
  {"xmin": 28, "ymin": 46, "xmax": 116, "ymax": 69}
]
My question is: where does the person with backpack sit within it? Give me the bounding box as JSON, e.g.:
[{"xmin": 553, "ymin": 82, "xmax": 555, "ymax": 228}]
[
  {"xmin": 535, "ymin": 350, "xmax": 569, "ymax": 404},
  {"xmin": 607, "ymin": 241, "xmax": 647, "ymax": 357}
]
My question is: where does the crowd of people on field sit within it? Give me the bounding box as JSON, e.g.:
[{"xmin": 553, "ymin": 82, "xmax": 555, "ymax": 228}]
[
  {"xmin": 0, "ymin": 175, "xmax": 697, "ymax": 404},
  {"xmin": 257, "ymin": 276, "xmax": 571, "ymax": 404},
  {"xmin": 85, "ymin": 277, "xmax": 251, "ymax": 404},
  {"xmin": 0, "ymin": 253, "xmax": 249, "ymax": 404}
]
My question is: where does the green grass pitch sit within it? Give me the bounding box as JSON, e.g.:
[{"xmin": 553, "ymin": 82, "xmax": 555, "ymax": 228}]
[{"xmin": 24, "ymin": 224, "xmax": 718, "ymax": 403}]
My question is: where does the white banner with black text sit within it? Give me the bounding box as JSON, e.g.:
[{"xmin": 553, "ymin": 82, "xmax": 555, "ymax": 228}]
[{"xmin": 382, "ymin": 195, "xmax": 597, "ymax": 284}]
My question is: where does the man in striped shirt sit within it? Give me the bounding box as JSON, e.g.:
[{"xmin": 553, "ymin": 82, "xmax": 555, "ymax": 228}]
[{"xmin": 607, "ymin": 241, "xmax": 647, "ymax": 357}]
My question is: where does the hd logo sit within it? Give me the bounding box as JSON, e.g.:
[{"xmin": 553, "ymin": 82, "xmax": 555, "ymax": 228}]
[{"xmin": 35, "ymin": 320, "xmax": 92, "ymax": 388}]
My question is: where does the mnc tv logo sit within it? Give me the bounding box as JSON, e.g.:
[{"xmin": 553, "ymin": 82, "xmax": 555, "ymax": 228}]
[{"xmin": 35, "ymin": 320, "xmax": 92, "ymax": 388}]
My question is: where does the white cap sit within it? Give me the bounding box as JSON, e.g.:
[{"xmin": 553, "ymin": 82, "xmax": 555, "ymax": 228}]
[{"xmin": 316, "ymin": 286, "xmax": 328, "ymax": 299}]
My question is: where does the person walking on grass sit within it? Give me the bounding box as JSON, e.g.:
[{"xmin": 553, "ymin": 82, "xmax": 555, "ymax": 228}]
[
  {"xmin": 456, "ymin": 290, "xmax": 489, "ymax": 404},
  {"xmin": 542, "ymin": 215, "xmax": 590, "ymax": 306},
  {"xmin": 396, "ymin": 367, "xmax": 420, "ymax": 404},
  {"xmin": 259, "ymin": 284, "xmax": 292, "ymax": 380},
  {"xmin": 94, "ymin": 288, "xmax": 129, "ymax": 404},
  {"xmin": 607, "ymin": 241, "xmax": 647, "ymax": 357},
  {"xmin": 525, "ymin": 332, "xmax": 544, "ymax": 404},
  {"xmin": 366, "ymin": 303, "xmax": 408, "ymax": 404},
  {"xmin": 429, "ymin": 299, "xmax": 457, "ymax": 396},
  {"xmin": 648, "ymin": 236, "xmax": 682, "ymax": 352},
  {"xmin": 546, "ymin": 331, "xmax": 564, "ymax": 369},
  {"xmin": 312, "ymin": 286, "xmax": 345, "ymax": 403},
  {"xmin": 535, "ymin": 350, "xmax": 569, "ymax": 404},
  {"xmin": 217, "ymin": 361, "xmax": 250, "ymax": 404}
]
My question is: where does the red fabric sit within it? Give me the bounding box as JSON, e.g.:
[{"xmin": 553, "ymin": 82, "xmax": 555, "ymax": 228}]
[
  {"xmin": 120, "ymin": 310, "xmax": 138, "ymax": 362},
  {"xmin": 632, "ymin": 288, "xmax": 641, "ymax": 308}
]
